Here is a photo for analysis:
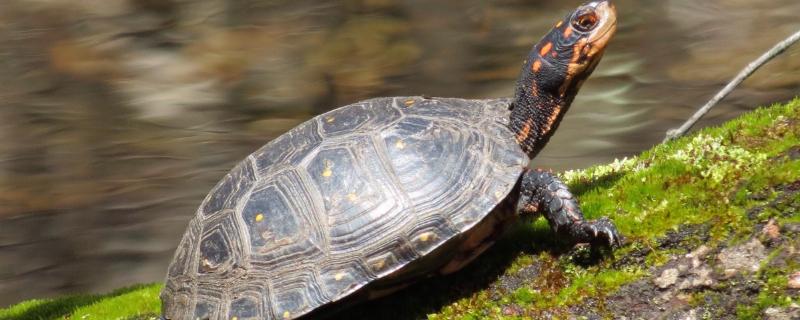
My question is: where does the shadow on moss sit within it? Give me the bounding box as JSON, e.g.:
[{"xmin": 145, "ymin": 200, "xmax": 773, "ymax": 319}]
[
  {"xmin": 312, "ymin": 221, "xmax": 592, "ymax": 320},
  {"xmin": 569, "ymin": 170, "xmax": 627, "ymax": 198}
]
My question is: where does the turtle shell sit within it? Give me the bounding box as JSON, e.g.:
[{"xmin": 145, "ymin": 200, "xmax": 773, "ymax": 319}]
[{"xmin": 161, "ymin": 96, "xmax": 528, "ymax": 320}]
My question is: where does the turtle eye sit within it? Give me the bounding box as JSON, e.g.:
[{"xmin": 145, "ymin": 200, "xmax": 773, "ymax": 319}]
[{"xmin": 572, "ymin": 11, "xmax": 598, "ymax": 32}]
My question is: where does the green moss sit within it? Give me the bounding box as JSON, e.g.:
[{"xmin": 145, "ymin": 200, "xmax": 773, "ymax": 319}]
[
  {"xmin": 2, "ymin": 98, "xmax": 798, "ymax": 319},
  {"xmin": 0, "ymin": 283, "xmax": 161, "ymax": 320},
  {"xmin": 513, "ymin": 287, "xmax": 536, "ymax": 305}
]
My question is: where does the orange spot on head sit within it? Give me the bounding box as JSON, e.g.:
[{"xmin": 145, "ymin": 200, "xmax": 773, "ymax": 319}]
[
  {"xmin": 539, "ymin": 42, "xmax": 553, "ymax": 57},
  {"xmin": 531, "ymin": 59, "xmax": 542, "ymax": 72},
  {"xmin": 563, "ymin": 27, "xmax": 573, "ymax": 38},
  {"xmin": 559, "ymin": 38, "xmax": 588, "ymax": 97}
]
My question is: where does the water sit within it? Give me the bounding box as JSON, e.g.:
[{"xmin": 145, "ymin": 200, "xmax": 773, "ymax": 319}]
[{"xmin": 1, "ymin": 0, "xmax": 798, "ymax": 307}]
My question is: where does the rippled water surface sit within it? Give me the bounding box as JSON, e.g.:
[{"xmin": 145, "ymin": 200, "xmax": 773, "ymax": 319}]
[{"xmin": 1, "ymin": 0, "xmax": 799, "ymax": 306}]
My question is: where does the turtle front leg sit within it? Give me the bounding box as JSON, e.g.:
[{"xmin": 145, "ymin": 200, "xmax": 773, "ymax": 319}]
[{"xmin": 516, "ymin": 169, "xmax": 622, "ymax": 247}]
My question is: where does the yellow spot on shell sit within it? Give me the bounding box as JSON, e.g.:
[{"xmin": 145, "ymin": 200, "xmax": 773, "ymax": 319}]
[
  {"xmin": 373, "ymin": 259, "xmax": 385, "ymax": 270},
  {"xmin": 555, "ymin": 20, "xmax": 563, "ymax": 28},
  {"xmin": 283, "ymin": 311, "xmax": 291, "ymax": 319},
  {"xmin": 404, "ymin": 99, "xmax": 415, "ymax": 107},
  {"xmin": 395, "ymin": 140, "xmax": 406, "ymax": 149},
  {"xmin": 494, "ymin": 191, "xmax": 504, "ymax": 200},
  {"xmin": 322, "ymin": 160, "xmax": 333, "ymax": 177},
  {"xmin": 419, "ymin": 232, "xmax": 433, "ymax": 242},
  {"xmin": 255, "ymin": 213, "xmax": 264, "ymax": 222},
  {"xmin": 347, "ymin": 193, "xmax": 358, "ymax": 202},
  {"xmin": 231, "ymin": 317, "xmax": 238, "ymax": 320},
  {"xmin": 325, "ymin": 116, "xmax": 335, "ymax": 123},
  {"xmin": 334, "ymin": 272, "xmax": 346, "ymax": 281}
]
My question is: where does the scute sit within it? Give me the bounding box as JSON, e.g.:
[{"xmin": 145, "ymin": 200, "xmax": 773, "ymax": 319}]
[
  {"xmin": 381, "ymin": 116, "xmax": 482, "ymax": 217},
  {"xmin": 167, "ymin": 217, "xmax": 201, "ymax": 278},
  {"xmin": 318, "ymin": 99, "xmax": 403, "ymax": 136},
  {"xmin": 243, "ymin": 184, "xmax": 301, "ymax": 251},
  {"xmin": 252, "ymin": 120, "xmax": 324, "ymax": 174},
  {"xmin": 228, "ymin": 297, "xmax": 259, "ymax": 319},
  {"xmin": 243, "ymin": 168, "xmax": 326, "ymax": 270},
  {"xmin": 201, "ymin": 161, "xmax": 257, "ymax": 219},
  {"xmin": 194, "ymin": 287, "xmax": 223, "ymax": 319},
  {"xmin": 197, "ymin": 210, "xmax": 246, "ymax": 275},
  {"xmin": 162, "ymin": 96, "xmax": 527, "ymax": 320},
  {"xmin": 305, "ymin": 138, "xmax": 409, "ymax": 252},
  {"xmin": 318, "ymin": 260, "xmax": 374, "ymax": 300},
  {"xmin": 227, "ymin": 289, "xmax": 263, "ymax": 320},
  {"xmin": 363, "ymin": 237, "xmax": 418, "ymax": 277},
  {"xmin": 270, "ymin": 269, "xmax": 328, "ymax": 319},
  {"xmin": 193, "ymin": 300, "xmax": 216, "ymax": 319},
  {"xmin": 400, "ymin": 97, "xmax": 482, "ymax": 123},
  {"xmin": 198, "ymin": 230, "xmax": 231, "ymax": 272}
]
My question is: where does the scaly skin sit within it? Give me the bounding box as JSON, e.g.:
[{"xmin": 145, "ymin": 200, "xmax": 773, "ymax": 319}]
[{"xmin": 517, "ymin": 169, "xmax": 621, "ymax": 246}]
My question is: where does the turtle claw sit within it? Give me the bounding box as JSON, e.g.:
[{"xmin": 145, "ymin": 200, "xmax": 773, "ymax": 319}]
[{"xmin": 580, "ymin": 217, "xmax": 622, "ymax": 248}]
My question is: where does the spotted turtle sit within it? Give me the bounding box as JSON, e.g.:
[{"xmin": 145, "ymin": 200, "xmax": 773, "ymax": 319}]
[{"xmin": 162, "ymin": 1, "xmax": 620, "ymax": 319}]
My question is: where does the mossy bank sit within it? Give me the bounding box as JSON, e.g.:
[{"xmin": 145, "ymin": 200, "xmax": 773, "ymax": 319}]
[{"xmin": 3, "ymin": 98, "xmax": 799, "ymax": 320}]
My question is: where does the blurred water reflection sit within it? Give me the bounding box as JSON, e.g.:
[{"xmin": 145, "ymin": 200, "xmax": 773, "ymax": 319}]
[{"xmin": 0, "ymin": 0, "xmax": 798, "ymax": 306}]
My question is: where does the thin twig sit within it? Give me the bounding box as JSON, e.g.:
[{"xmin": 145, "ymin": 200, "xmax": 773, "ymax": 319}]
[{"xmin": 664, "ymin": 29, "xmax": 800, "ymax": 142}]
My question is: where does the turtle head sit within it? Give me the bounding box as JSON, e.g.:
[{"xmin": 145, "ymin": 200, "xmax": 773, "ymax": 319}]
[
  {"xmin": 511, "ymin": 0, "xmax": 617, "ymax": 157},
  {"xmin": 555, "ymin": 0, "xmax": 616, "ymax": 88}
]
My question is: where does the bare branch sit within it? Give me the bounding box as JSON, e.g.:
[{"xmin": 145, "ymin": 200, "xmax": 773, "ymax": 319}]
[{"xmin": 664, "ymin": 29, "xmax": 800, "ymax": 142}]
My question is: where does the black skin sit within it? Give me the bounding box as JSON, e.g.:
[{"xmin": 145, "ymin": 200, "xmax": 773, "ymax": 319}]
[
  {"xmin": 511, "ymin": 0, "xmax": 621, "ymax": 247},
  {"xmin": 517, "ymin": 169, "xmax": 621, "ymax": 247}
]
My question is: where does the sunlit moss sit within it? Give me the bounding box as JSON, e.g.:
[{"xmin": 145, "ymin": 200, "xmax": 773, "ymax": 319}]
[{"xmin": 0, "ymin": 283, "xmax": 161, "ymax": 320}]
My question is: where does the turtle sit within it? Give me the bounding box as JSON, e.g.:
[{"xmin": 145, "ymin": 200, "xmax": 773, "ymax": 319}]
[{"xmin": 161, "ymin": 1, "xmax": 620, "ymax": 319}]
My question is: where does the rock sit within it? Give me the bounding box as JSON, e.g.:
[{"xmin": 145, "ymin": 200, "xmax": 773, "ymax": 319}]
[
  {"xmin": 653, "ymin": 244, "xmax": 717, "ymax": 293},
  {"xmin": 689, "ymin": 266, "xmax": 714, "ymax": 288},
  {"xmin": 677, "ymin": 308, "xmax": 699, "ymax": 320},
  {"xmin": 717, "ymin": 238, "xmax": 766, "ymax": 276},
  {"xmin": 654, "ymin": 268, "xmax": 680, "ymax": 289},
  {"xmin": 764, "ymin": 305, "xmax": 800, "ymax": 320},
  {"xmin": 686, "ymin": 245, "xmax": 711, "ymax": 260},
  {"xmin": 789, "ymin": 271, "xmax": 800, "ymax": 289},
  {"xmin": 762, "ymin": 219, "xmax": 781, "ymax": 240},
  {"xmin": 502, "ymin": 305, "xmax": 522, "ymax": 316}
]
